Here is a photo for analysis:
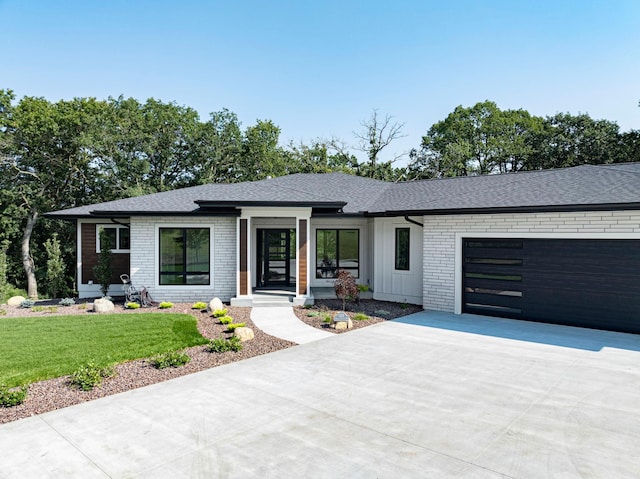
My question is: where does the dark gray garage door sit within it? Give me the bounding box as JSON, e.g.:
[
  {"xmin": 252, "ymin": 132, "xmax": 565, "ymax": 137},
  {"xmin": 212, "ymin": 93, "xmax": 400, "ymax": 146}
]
[{"xmin": 463, "ymin": 238, "xmax": 640, "ymax": 334}]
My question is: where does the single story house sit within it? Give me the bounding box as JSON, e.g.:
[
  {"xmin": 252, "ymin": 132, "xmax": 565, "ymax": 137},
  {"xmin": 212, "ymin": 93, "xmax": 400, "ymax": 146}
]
[{"xmin": 48, "ymin": 163, "xmax": 640, "ymax": 334}]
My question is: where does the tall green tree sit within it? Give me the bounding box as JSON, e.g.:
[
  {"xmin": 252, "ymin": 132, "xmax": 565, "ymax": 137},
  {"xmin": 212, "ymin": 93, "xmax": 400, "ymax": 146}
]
[{"xmin": 0, "ymin": 92, "xmax": 106, "ymax": 298}]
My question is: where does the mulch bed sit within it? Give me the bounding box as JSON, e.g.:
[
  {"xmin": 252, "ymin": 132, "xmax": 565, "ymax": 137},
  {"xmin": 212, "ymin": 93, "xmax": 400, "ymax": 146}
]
[{"xmin": 294, "ymin": 299, "xmax": 422, "ymax": 333}]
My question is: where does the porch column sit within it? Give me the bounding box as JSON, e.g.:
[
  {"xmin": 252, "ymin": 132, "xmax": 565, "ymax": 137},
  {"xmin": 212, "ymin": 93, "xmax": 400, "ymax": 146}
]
[
  {"xmin": 296, "ymin": 217, "xmax": 310, "ymax": 298},
  {"xmin": 238, "ymin": 217, "xmax": 251, "ymax": 297}
]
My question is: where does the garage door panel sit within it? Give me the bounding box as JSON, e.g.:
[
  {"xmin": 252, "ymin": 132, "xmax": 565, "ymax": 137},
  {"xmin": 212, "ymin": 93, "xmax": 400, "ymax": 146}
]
[{"xmin": 463, "ymin": 238, "xmax": 640, "ymax": 334}]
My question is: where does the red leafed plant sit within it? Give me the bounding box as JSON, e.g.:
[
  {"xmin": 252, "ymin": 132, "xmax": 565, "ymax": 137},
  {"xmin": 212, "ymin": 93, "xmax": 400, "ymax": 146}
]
[{"xmin": 334, "ymin": 270, "xmax": 359, "ymax": 310}]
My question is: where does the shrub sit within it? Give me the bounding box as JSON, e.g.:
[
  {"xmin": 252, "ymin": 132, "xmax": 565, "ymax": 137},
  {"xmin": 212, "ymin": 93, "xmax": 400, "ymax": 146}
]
[
  {"xmin": 192, "ymin": 301, "xmax": 208, "ymax": 310},
  {"xmin": 93, "ymin": 229, "xmax": 113, "ymax": 297},
  {"xmin": 0, "ymin": 384, "xmax": 28, "ymax": 408},
  {"xmin": 307, "ymin": 311, "xmax": 319, "ymax": 317},
  {"xmin": 70, "ymin": 362, "xmax": 115, "ymax": 391},
  {"xmin": 78, "ymin": 302, "xmax": 87, "ymax": 310},
  {"xmin": 126, "ymin": 302, "xmax": 140, "ymax": 309},
  {"xmin": 32, "ymin": 305, "xmax": 45, "ymax": 313},
  {"xmin": 150, "ymin": 351, "xmax": 190, "ymax": 369},
  {"xmin": 218, "ymin": 315, "xmax": 233, "ymax": 324},
  {"xmin": 357, "ymin": 284, "xmax": 370, "ymax": 292},
  {"xmin": 20, "ymin": 299, "xmax": 35, "ymax": 309},
  {"xmin": 46, "ymin": 306, "xmax": 58, "ymax": 314},
  {"xmin": 322, "ymin": 314, "xmax": 332, "ymax": 324},
  {"xmin": 206, "ymin": 336, "xmax": 243, "ymax": 353},
  {"xmin": 159, "ymin": 302, "xmax": 174, "ymax": 309},
  {"xmin": 374, "ymin": 309, "xmax": 391, "ymax": 317},
  {"xmin": 44, "ymin": 234, "xmax": 66, "ymax": 299},
  {"xmin": 212, "ymin": 308, "xmax": 228, "ymax": 317},
  {"xmin": 226, "ymin": 322, "xmax": 246, "ymax": 332},
  {"xmin": 59, "ymin": 298, "xmax": 76, "ymax": 306},
  {"xmin": 0, "ymin": 309, "xmax": 5, "ymax": 316},
  {"xmin": 334, "ymin": 270, "xmax": 359, "ymax": 310},
  {"xmin": 353, "ymin": 312, "xmax": 369, "ymax": 321}
]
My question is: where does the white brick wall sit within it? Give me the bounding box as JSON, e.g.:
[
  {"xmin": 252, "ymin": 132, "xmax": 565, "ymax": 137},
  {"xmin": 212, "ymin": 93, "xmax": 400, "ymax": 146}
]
[
  {"xmin": 422, "ymin": 210, "xmax": 640, "ymax": 313},
  {"xmin": 130, "ymin": 216, "xmax": 236, "ymax": 303}
]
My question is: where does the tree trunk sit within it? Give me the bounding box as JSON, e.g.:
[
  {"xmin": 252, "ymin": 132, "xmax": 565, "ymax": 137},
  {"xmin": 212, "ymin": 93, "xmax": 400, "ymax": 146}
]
[{"xmin": 22, "ymin": 210, "xmax": 38, "ymax": 299}]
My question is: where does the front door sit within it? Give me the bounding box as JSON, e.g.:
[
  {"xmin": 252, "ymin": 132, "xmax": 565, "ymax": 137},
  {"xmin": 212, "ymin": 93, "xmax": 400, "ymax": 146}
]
[{"xmin": 258, "ymin": 229, "xmax": 295, "ymax": 287}]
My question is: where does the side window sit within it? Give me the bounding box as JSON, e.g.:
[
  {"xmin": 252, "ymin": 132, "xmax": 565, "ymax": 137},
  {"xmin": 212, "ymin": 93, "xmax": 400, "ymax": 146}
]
[
  {"xmin": 316, "ymin": 229, "xmax": 359, "ymax": 278},
  {"xmin": 96, "ymin": 225, "xmax": 130, "ymax": 253},
  {"xmin": 159, "ymin": 228, "xmax": 210, "ymax": 285},
  {"xmin": 395, "ymin": 228, "xmax": 410, "ymax": 270}
]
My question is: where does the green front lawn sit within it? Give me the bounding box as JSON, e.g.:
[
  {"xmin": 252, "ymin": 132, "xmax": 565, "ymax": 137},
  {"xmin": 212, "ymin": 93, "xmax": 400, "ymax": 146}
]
[{"xmin": 0, "ymin": 314, "xmax": 209, "ymax": 387}]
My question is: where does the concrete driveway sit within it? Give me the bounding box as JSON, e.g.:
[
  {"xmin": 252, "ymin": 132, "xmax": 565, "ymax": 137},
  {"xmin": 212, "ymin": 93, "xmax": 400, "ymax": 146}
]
[{"xmin": 1, "ymin": 311, "xmax": 639, "ymax": 478}]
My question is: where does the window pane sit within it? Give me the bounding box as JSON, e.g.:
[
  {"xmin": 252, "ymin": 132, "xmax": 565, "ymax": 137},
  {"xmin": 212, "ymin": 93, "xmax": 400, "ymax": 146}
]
[
  {"xmin": 100, "ymin": 227, "xmax": 117, "ymax": 250},
  {"xmin": 119, "ymin": 228, "xmax": 130, "ymax": 250},
  {"xmin": 160, "ymin": 229, "xmax": 184, "ymax": 273},
  {"xmin": 185, "ymin": 229, "xmax": 210, "ymax": 273},
  {"xmin": 160, "ymin": 274, "xmax": 185, "ymax": 285},
  {"xmin": 338, "ymin": 230, "xmax": 358, "ymax": 270},
  {"xmin": 316, "ymin": 230, "xmax": 337, "ymax": 278},
  {"xmin": 395, "ymin": 228, "xmax": 410, "ymax": 270},
  {"xmin": 186, "ymin": 274, "xmax": 210, "ymax": 285}
]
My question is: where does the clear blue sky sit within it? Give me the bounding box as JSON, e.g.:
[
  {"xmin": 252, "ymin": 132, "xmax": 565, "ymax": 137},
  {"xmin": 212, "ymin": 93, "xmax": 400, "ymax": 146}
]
[{"xmin": 1, "ymin": 0, "xmax": 639, "ymax": 165}]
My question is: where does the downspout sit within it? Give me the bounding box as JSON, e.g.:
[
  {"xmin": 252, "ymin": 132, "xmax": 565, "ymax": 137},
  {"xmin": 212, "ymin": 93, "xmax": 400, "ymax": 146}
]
[{"xmin": 404, "ymin": 215, "xmax": 423, "ymax": 228}]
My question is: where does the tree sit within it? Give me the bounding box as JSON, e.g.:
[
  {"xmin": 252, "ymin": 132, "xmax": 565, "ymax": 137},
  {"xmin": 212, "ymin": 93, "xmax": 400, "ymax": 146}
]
[
  {"xmin": 0, "ymin": 92, "xmax": 107, "ymax": 298},
  {"xmin": 239, "ymin": 120, "xmax": 289, "ymax": 180},
  {"xmin": 44, "ymin": 234, "xmax": 65, "ymax": 299},
  {"xmin": 194, "ymin": 109, "xmax": 244, "ymax": 184},
  {"xmin": 93, "ymin": 229, "xmax": 113, "ymax": 297},
  {"xmin": 354, "ymin": 109, "xmax": 406, "ymax": 180}
]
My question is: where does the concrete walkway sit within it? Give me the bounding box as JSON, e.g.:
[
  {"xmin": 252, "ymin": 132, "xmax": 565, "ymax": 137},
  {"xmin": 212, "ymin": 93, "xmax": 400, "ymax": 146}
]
[
  {"xmin": 1, "ymin": 311, "xmax": 639, "ymax": 478},
  {"xmin": 250, "ymin": 306, "xmax": 333, "ymax": 343}
]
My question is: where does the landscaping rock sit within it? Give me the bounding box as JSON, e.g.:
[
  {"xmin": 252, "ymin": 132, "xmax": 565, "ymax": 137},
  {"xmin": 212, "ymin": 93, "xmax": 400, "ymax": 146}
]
[
  {"xmin": 93, "ymin": 297, "xmax": 115, "ymax": 313},
  {"xmin": 207, "ymin": 297, "xmax": 224, "ymax": 314},
  {"xmin": 7, "ymin": 296, "xmax": 26, "ymax": 306},
  {"xmin": 233, "ymin": 327, "xmax": 255, "ymax": 342},
  {"xmin": 332, "ymin": 318, "xmax": 353, "ymax": 330}
]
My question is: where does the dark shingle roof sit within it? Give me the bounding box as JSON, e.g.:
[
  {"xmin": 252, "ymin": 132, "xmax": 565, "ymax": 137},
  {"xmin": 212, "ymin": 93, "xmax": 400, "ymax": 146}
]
[{"xmin": 48, "ymin": 163, "xmax": 640, "ymax": 218}]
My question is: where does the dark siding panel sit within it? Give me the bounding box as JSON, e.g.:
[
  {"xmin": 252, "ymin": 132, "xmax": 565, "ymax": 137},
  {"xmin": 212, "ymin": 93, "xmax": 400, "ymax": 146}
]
[
  {"xmin": 239, "ymin": 219, "xmax": 248, "ymax": 295},
  {"xmin": 298, "ymin": 219, "xmax": 307, "ymax": 295},
  {"xmin": 81, "ymin": 224, "xmax": 130, "ymax": 285}
]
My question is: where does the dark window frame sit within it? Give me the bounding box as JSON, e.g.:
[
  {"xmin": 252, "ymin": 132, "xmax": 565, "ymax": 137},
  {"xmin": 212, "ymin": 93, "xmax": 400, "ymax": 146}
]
[
  {"xmin": 96, "ymin": 224, "xmax": 130, "ymax": 253},
  {"xmin": 395, "ymin": 228, "xmax": 410, "ymax": 271},
  {"xmin": 159, "ymin": 227, "xmax": 211, "ymax": 286},
  {"xmin": 315, "ymin": 228, "xmax": 360, "ymax": 279}
]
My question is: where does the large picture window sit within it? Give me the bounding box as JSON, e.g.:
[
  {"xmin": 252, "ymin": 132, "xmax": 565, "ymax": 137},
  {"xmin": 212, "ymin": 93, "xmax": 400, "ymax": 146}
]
[
  {"xmin": 159, "ymin": 228, "xmax": 210, "ymax": 285},
  {"xmin": 395, "ymin": 228, "xmax": 410, "ymax": 270},
  {"xmin": 316, "ymin": 229, "xmax": 359, "ymax": 278},
  {"xmin": 96, "ymin": 225, "xmax": 130, "ymax": 252}
]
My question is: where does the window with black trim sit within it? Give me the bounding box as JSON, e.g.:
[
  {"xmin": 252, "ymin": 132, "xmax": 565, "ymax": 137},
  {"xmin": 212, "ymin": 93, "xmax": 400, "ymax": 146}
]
[
  {"xmin": 159, "ymin": 228, "xmax": 210, "ymax": 285},
  {"xmin": 316, "ymin": 229, "xmax": 359, "ymax": 278},
  {"xmin": 395, "ymin": 228, "xmax": 410, "ymax": 270},
  {"xmin": 96, "ymin": 225, "xmax": 130, "ymax": 252}
]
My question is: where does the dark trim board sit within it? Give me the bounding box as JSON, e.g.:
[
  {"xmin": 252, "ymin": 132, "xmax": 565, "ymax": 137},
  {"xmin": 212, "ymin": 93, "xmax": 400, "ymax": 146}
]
[{"xmin": 463, "ymin": 238, "xmax": 640, "ymax": 334}]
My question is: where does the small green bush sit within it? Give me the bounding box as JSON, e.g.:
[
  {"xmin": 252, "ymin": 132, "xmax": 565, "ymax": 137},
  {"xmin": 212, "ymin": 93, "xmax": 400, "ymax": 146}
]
[
  {"xmin": 218, "ymin": 315, "xmax": 233, "ymax": 324},
  {"xmin": 226, "ymin": 322, "xmax": 246, "ymax": 332},
  {"xmin": 150, "ymin": 351, "xmax": 190, "ymax": 369},
  {"xmin": 374, "ymin": 309, "xmax": 391, "ymax": 317},
  {"xmin": 159, "ymin": 301, "xmax": 173, "ymax": 309},
  {"xmin": 191, "ymin": 301, "xmax": 208, "ymax": 310},
  {"xmin": 126, "ymin": 302, "xmax": 140, "ymax": 309},
  {"xmin": 307, "ymin": 311, "xmax": 319, "ymax": 317},
  {"xmin": 59, "ymin": 298, "xmax": 76, "ymax": 306},
  {"xmin": 78, "ymin": 302, "xmax": 87, "ymax": 310},
  {"xmin": 322, "ymin": 315, "xmax": 332, "ymax": 324},
  {"xmin": 212, "ymin": 308, "xmax": 228, "ymax": 317},
  {"xmin": 20, "ymin": 299, "xmax": 35, "ymax": 309},
  {"xmin": 0, "ymin": 309, "xmax": 5, "ymax": 316},
  {"xmin": 352, "ymin": 312, "xmax": 369, "ymax": 321},
  {"xmin": 206, "ymin": 336, "xmax": 243, "ymax": 353},
  {"xmin": 0, "ymin": 384, "xmax": 28, "ymax": 407},
  {"xmin": 400, "ymin": 302, "xmax": 409, "ymax": 310},
  {"xmin": 70, "ymin": 362, "xmax": 115, "ymax": 391},
  {"xmin": 357, "ymin": 284, "xmax": 370, "ymax": 292},
  {"xmin": 46, "ymin": 306, "xmax": 58, "ymax": 314},
  {"xmin": 32, "ymin": 305, "xmax": 45, "ymax": 313}
]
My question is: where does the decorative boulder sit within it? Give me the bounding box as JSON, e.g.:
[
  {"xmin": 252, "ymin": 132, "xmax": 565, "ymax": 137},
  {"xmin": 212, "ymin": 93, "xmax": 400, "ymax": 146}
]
[
  {"xmin": 7, "ymin": 296, "xmax": 26, "ymax": 306},
  {"xmin": 207, "ymin": 297, "xmax": 224, "ymax": 314},
  {"xmin": 331, "ymin": 311, "xmax": 353, "ymax": 330},
  {"xmin": 93, "ymin": 297, "xmax": 115, "ymax": 313},
  {"xmin": 233, "ymin": 327, "xmax": 255, "ymax": 342}
]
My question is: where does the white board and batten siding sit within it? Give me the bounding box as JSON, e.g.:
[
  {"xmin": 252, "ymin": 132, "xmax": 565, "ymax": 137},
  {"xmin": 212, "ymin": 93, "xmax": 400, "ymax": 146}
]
[{"xmin": 372, "ymin": 218, "xmax": 423, "ymax": 305}]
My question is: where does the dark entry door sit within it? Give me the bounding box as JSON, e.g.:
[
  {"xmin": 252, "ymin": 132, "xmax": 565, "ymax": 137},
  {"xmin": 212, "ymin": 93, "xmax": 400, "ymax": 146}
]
[
  {"xmin": 258, "ymin": 229, "xmax": 293, "ymax": 287},
  {"xmin": 462, "ymin": 238, "xmax": 640, "ymax": 334}
]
